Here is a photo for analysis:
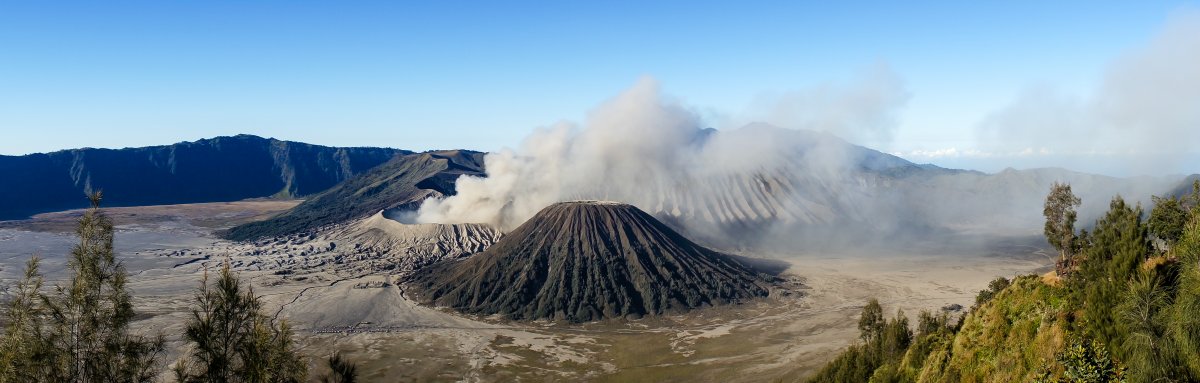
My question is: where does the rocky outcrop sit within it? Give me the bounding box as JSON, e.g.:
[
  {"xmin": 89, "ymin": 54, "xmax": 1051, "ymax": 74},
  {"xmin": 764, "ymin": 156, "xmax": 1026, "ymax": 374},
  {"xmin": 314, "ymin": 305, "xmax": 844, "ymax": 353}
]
[{"xmin": 332, "ymin": 211, "xmax": 501, "ymax": 272}]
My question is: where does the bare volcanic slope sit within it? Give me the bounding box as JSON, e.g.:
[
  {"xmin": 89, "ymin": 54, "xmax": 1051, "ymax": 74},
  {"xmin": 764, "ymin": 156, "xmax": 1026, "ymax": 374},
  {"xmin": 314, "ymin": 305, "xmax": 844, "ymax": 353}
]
[
  {"xmin": 330, "ymin": 211, "xmax": 501, "ymax": 273},
  {"xmin": 223, "ymin": 150, "xmax": 485, "ymax": 240},
  {"xmin": 408, "ymin": 201, "xmax": 774, "ymax": 323}
]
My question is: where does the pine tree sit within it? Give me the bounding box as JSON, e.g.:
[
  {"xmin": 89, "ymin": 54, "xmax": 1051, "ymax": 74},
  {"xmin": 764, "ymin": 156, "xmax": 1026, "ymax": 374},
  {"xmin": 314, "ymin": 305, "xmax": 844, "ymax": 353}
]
[
  {"xmin": 0, "ymin": 257, "xmax": 54, "ymax": 382},
  {"xmin": 0, "ymin": 192, "xmax": 164, "ymax": 382},
  {"xmin": 44, "ymin": 192, "xmax": 164, "ymax": 382},
  {"xmin": 1117, "ymin": 270, "xmax": 1178, "ymax": 381},
  {"xmin": 1073, "ymin": 196, "xmax": 1150, "ymax": 359},
  {"xmin": 174, "ymin": 262, "xmax": 307, "ymax": 383},
  {"xmin": 1165, "ymin": 213, "xmax": 1200, "ymax": 378}
]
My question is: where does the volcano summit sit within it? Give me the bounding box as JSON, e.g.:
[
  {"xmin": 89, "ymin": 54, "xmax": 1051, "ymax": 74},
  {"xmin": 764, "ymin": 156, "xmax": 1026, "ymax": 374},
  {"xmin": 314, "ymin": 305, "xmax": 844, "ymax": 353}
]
[{"xmin": 408, "ymin": 201, "xmax": 775, "ymax": 322}]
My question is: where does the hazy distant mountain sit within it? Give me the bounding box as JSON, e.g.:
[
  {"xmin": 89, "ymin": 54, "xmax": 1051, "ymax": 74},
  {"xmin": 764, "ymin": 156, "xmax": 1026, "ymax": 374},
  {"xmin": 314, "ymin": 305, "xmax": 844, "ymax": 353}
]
[
  {"xmin": 221, "ymin": 150, "xmax": 486, "ymax": 241},
  {"xmin": 1169, "ymin": 174, "xmax": 1200, "ymax": 198},
  {"xmin": 216, "ymin": 127, "xmax": 1184, "ymax": 251},
  {"xmin": 24, "ymin": 129, "xmax": 1176, "ymax": 251},
  {"xmin": 0, "ymin": 135, "xmax": 407, "ymax": 220},
  {"xmin": 561, "ymin": 127, "xmax": 1185, "ymax": 250},
  {"xmin": 514, "ymin": 126, "xmax": 1182, "ymax": 251}
]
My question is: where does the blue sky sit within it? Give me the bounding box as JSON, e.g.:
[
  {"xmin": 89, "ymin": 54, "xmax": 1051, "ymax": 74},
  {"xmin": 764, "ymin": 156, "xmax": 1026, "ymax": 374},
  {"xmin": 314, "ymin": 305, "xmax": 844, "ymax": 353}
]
[{"xmin": 1, "ymin": 1, "xmax": 1197, "ymax": 175}]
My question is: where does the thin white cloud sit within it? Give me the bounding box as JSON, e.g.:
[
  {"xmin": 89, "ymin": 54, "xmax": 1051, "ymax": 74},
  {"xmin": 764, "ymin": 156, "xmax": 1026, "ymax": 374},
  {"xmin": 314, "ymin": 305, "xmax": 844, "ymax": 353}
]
[
  {"xmin": 732, "ymin": 62, "xmax": 910, "ymax": 147},
  {"xmin": 975, "ymin": 8, "xmax": 1200, "ymax": 173},
  {"xmin": 898, "ymin": 147, "xmax": 1055, "ymax": 159}
]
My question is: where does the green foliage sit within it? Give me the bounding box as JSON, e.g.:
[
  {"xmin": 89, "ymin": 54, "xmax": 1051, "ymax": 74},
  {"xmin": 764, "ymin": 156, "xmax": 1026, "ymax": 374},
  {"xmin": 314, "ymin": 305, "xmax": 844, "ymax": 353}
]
[
  {"xmin": 808, "ymin": 342, "xmax": 878, "ymax": 383},
  {"xmin": 987, "ymin": 277, "xmax": 1011, "ymax": 293},
  {"xmin": 881, "ymin": 310, "xmax": 913, "ymax": 362},
  {"xmin": 1087, "ymin": 195, "xmax": 1200, "ymax": 382},
  {"xmin": 0, "ymin": 257, "xmax": 53, "ymax": 381},
  {"xmin": 1166, "ymin": 260, "xmax": 1200, "ymax": 377},
  {"xmin": 174, "ymin": 263, "xmax": 307, "ymax": 383},
  {"xmin": 973, "ymin": 276, "xmax": 1011, "ymax": 308},
  {"xmin": 1115, "ymin": 269, "xmax": 1180, "ymax": 381},
  {"xmin": 973, "ymin": 291, "xmax": 993, "ymax": 308},
  {"xmin": 1175, "ymin": 212, "xmax": 1200, "ymax": 265},
  {"xmin": 809, "ymin": 303, "xmax": 914, "ymax": 383},
  {"xmin": 902, "ymin": 329, "xmax": 954, "ymax": 380},
  {"xmin": 810, "ymin": 275, "xmax": 1071, "ymax": 382},
  {"xmin": 1186, "ymin": 180, "xmax": 1200, "ymax": 213},
  {"xmin": 1070, "ymin": 197, "xmax": 1150, "ymax": 356},
  {"xmin": 1052, "ymin": 337, "xmax": 1126, "ymax": 383},
  {"xmin": 808, "ymin": 189, "xmax": 1200, "ymax": 382},
  {"xmin": 0, "ymin": 192, "xmax": 165, "ymax": 382},
  {"xmin": 916, "ymin": 310, "xmax": 951, "ymax": 339},
  {"xmin": 860, "ymin": 299, "xmax": 885, "ymax": 343},
  {"xmin": 1148, "ymin": 195, "xmax": 1188, "ymax": 246},
  {"xmin": 943, "ymin": 275, "xmax": 1071, "ymax": 381},
  {"xmin": 1152, "ymin": 212, "xmax": 1200, "ymax": 380},
  {"xmin": 1045, "ymin": 182, "xmax": 1082, "ymax": 261}
]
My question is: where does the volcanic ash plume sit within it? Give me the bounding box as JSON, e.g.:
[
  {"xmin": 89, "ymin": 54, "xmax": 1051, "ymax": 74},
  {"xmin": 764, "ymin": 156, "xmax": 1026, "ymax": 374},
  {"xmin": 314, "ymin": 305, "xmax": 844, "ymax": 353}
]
[{"xmin": 415, "ymin": 71, "xmax": 910, "ymax": 233}]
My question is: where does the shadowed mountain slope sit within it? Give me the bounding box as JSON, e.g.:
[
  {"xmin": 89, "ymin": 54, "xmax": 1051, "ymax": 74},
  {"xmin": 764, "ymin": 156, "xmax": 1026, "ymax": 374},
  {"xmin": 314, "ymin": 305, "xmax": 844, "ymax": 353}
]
[
  {"xmin": 222, "ymin": 150, "xmax": 485, "ymax": 241},
  {"xmin": 407, "ymin": 201, "xmax": 774, "ymax": 323},
  {"xmin": 1169, "ymin": 174, "xmax": 1200, "ymax": 198},
  {"xmin": 0, "ymin": 135, "xmax": 406, "ymax": 220}
]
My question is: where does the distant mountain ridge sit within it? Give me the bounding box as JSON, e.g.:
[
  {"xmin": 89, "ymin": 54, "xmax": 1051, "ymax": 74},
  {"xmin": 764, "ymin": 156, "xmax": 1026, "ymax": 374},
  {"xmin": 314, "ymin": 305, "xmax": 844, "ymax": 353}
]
[
  {"xmin": 220, "ymin": 126, "xmax": 1184, "ymax": 250},
  {"xmin": 221, "ymin": 149, "xmax": 487, "ymax": 241},
  {"xmin": 0, "ymin": 135, "xmax": 408, "ymax": 220},
  {"xmin": 1169, "ymin": 174, "xmax": 1200, "ymax": 198},
  {"xmin": 6, "ymin": 130, "xmax": 1186, "ymax": 251},
  {"xmin": 492, "ymin": 126, "xmax": 1179, "ymax": 251}
]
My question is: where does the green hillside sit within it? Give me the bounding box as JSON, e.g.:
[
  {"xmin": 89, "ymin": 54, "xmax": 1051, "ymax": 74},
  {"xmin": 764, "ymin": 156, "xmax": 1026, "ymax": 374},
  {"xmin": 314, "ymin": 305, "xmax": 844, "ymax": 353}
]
[{"xmin": 808, "ymin": 187, "xmax": 1200, "ymax": 382}]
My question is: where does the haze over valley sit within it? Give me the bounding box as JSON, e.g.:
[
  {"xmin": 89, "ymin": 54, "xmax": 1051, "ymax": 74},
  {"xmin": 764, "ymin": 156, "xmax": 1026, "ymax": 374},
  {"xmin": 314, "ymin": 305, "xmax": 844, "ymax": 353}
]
[
  {"xmin": 2, "ymin": 2, "xmax": 1199, "ymax": 382},
  {"xmin": 0, "ymin": 115, "xmax": 1193, "ymax": 380}
]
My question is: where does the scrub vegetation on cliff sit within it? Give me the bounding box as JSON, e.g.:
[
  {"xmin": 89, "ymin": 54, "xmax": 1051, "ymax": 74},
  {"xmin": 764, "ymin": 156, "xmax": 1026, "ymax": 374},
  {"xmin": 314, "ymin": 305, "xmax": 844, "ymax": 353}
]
[{"xmin": 808, "ymin": 181, "xmax": 1200, "ymax": 382}]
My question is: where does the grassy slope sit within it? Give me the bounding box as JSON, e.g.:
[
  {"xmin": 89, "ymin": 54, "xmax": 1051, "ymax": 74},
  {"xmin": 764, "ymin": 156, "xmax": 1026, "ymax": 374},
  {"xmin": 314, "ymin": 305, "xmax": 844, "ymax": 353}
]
[
  {"xmin": 915, "ymin": 275, "xmax": 1068, "ymax": 382},
  {"xmin": 806, "ymin": 275, "xmax": 1072, "ymax": 383}
]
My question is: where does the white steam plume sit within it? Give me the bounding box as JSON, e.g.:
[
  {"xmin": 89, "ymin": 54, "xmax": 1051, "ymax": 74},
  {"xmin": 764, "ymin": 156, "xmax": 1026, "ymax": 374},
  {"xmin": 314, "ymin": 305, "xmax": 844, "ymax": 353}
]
[
  {"xmin": 416, "ymin": 69, "xmax": 910, "ymax": 232},
  {"xmin": 743, "ymin": 62, "xmax": 909, "ymax": 147}
]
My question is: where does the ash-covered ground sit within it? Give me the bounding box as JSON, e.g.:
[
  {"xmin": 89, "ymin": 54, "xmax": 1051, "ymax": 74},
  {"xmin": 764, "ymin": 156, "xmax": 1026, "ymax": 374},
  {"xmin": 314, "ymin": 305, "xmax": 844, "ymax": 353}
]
[{"xmin": 0, "ymin": 201, "xmax": 1051, "ymax": 382}]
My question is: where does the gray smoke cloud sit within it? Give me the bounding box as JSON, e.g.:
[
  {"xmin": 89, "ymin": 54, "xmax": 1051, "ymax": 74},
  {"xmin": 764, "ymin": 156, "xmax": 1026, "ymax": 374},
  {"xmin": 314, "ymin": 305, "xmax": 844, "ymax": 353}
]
[
  {"xmin": 415, "ymin": 68, "xmax": 911, "ymax": 233},
  {"xmin": 402, "ymin": 14, "xmax": 1198, "ymax": 257},
  {"xmin": 410, "ymin": 61, "xmax": 1180, "ymax": 257},
  {"xmin": 977, "ymin": 9, "xmax": 1200, "ymax": 174}
]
